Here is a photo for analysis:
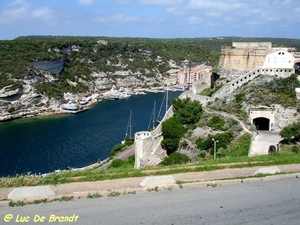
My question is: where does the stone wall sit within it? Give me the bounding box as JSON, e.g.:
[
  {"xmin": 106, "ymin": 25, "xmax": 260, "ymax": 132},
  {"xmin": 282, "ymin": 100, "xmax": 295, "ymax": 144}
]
[
  {"xmin": 134, "ymin": 105, "xmax": 174, "ymax": 169},
  {"xmin": 219, "ymin": 48, "xmax": 268, "ymax": 72},
  {"xmin": 232, "ymin": 42, "xmax": 272, "ymax": 49},
  {"xmin": 181, "ymin": 91, "xmax": 212, "ymax": 106},
  {"xmin": 212, "ymin": 67, "xmax": 294, "ymax": 100}
]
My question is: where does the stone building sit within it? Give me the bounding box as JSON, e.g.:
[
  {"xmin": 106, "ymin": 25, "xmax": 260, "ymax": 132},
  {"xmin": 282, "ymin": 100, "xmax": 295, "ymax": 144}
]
[
  {"xmin": 218, "ymin": 42, "xmax": 272, "ymax": 72},
  {"xmin": 177, "ymin": 64, "xmax": 212, "ymax": 87}
]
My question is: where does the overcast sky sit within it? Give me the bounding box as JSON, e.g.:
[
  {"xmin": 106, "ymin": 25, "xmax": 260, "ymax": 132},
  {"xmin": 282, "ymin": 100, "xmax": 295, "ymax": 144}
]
[{"xmin": 0, "ymin": 0, "xmax": 299, "ymax": 40}]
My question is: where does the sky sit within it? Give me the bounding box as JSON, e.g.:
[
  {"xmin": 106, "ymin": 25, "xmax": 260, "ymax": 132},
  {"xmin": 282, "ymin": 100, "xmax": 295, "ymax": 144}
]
[{"xmin": 0, "ymin": 0, "xmax": 299, "ymax": 40}]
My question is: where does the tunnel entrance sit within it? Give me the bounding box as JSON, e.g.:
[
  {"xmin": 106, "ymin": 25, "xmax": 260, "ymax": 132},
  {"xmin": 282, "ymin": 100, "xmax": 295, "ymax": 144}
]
[
  {"xmin": 253, "ymin": 117, "xmax": 270, "ymax": 131},
  {"xmin": 295, "ymin": 62, "xmax": 300, "ymax": 74}
]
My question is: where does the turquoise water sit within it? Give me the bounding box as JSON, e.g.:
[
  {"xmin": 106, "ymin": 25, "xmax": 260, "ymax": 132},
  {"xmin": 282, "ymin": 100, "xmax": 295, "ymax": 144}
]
[{"xmin": 0, "ymin": 92, "xmax": 181, "ymax": 177}]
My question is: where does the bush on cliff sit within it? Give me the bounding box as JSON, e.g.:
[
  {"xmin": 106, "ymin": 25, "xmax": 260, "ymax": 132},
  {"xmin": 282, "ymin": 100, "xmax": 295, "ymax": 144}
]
[
  {"xmin": 172, "ymin": 98, "xmax": 202, "ymax": 125},
  {"xmin": 160, "ymin": 152, "xmax": 190, "ymax": 166}
]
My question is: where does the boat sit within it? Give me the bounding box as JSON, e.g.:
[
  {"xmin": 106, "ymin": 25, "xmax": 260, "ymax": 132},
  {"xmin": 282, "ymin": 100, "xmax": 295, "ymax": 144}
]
[
  {"xmin": 119, "ymin": 92, "xmax": 131, "ymax": 99},
  {"xmin": 156, "ymin": 88, "xmax": 169, "ymax": 123},
  {"xmin": 122, "ymin": 110, "xmax": 133, "ymax": 144},
  {"xmin": 80, "ymin": 96, "xmax": 92, "ymax": 105},
  {"xmin": 61, "ymin": 102, "xmax": 78, "ymax": 111}
]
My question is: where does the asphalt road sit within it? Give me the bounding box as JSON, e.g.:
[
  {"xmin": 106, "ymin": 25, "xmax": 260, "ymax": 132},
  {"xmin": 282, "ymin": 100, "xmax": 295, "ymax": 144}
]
[{"xmin": 1, "ymin": 177, "xmax": 300, "ymax": 225}]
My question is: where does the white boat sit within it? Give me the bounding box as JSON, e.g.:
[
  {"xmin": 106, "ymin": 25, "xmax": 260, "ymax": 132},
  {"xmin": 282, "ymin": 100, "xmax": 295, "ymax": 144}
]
[
  {"xmin": 61, "ymin": 102, "xmax": 78, "ymax": 111},
  {"xmin": 80, "ymin": 96, "xmax": 92, "ymax": 105}
]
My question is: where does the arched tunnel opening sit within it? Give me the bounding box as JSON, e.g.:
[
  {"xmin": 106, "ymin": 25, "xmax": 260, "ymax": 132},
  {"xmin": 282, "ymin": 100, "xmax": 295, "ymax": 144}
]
[
  {"xmin": 295, "ymin": 62, "xmax": 300, "ymax": 74},
  {"xmin": 253, "ymin": 117, "xmax": 270, "ymax": 131}
]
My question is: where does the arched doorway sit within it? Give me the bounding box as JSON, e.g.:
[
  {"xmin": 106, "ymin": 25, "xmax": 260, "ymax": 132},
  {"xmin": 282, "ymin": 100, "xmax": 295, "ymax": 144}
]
[
  {"xmin": 295, "ymin": 62, "xmax": 300, "ymax": 74},
  {"xmin": 253, "ymin": 117, "xmax": 270, "ymax": 130}
]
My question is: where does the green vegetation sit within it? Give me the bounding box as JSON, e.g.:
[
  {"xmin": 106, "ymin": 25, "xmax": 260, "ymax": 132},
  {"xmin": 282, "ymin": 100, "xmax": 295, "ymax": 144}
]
[
  {"xmin": 246, "ymin": 74, "xmax": 300, "ymax": 108},
  {"xmin": 200, "ymin": 83, "xmax": 223, "ymax": 96},
  {"xmin": 2, "ymin": 151, "xmax": 300, "ymax": 188},
  {"xmin": 173, "ymin": 98, "xmax": 203, "ymax": 125},
  {"xmin": 161, "ymin": 98, "xmax": 202, "ymax": 154},
  {"xmin": 280, "ymin": 121, "xmax": 300, "ymax": 142},
  {"xmin": 196, "ymin": 132, "xmax": 234, "ymax": 156},
  {"xmin": 87, "ymin": 192, "xmax": 102, "ymax": 199},
  {"xmin": 0, "ymin": 37, "xmax": 220, "ymax": 99},
  {"xmin": 160, "ymin": 152, "xmax": 190, "ymax": 166},
  {"xmin": 8, "ymin": 196, "xmax": 73, "ymax": 207},
  {"xmin": 109, "ymin": 137, "xmax": 134, "ymax": 158},
  {"xmin": 207, "ymin": 115, "xmax": 225, "ymax": 130},
  {"xmin": 221, "ymin": 133, "xmax": 251, "ymax": 157}
]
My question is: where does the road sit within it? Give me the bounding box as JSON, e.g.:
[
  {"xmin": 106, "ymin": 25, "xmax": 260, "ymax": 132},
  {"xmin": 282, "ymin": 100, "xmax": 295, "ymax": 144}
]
[
  {"xmin": 1, "ymin": 177, "xmax": 299, "ymax": 225},
  {"xmin": 97, "ymin": 145, "xmax": 135, "ymax": 170}
]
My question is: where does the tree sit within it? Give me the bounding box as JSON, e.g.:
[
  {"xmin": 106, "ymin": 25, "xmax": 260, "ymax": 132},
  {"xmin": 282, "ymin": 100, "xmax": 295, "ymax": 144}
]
[
  {"xmin": 161, "ymin": 117, "xmax": 186, "ymax": 139},
  {"xmin": 161, "ymin": 138, "xmax": 180, "ymax": 155},
  {"xmin": 172, "ymin": 98, "xmax": 202, "ymax": 125},
  {"xmin": 280, "ymin": 121, "xmax": 300, "ymax": 141}
]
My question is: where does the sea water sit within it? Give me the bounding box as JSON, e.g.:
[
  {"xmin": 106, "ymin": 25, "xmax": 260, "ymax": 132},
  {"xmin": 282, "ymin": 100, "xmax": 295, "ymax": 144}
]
[{"xmin": 0, "ymin": 91, "xmax": 182, "ymax": 177}]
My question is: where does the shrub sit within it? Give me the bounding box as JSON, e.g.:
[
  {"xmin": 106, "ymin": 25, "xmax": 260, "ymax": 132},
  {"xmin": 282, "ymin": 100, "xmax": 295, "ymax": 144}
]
[
  {"xmin": 161, "ymin": 117, "xmax": 186, "ymax": 139},
  {"xmin": 110, "ymin": 143, "xmax": 125, "ymax": 158},
  {"xmin": 280, "ymin": 121, "xmax": 300, "ymax": 141},
  {"xmin": 207, "ymin": 116, "xmax": 225, "ymax": 130},
  {"xmin": 160, "ymin": 152, "xmax": 190, "ymax": 166},
  {"xmin": 108, "ymin": 159, "xmax": 125, "ymax": 169},
  {"xmin": 161, "ymin": 138, "xmax": 180, "ymax": 155},
  {"xmin": 235, "ymin": 92, "xmax": 246, "ymax": 103},
  {"xmin": 172, "ymin": 98, "xmax": 202, "ymax": 125},
  {"xmin": 291, "ymin": 146, "xmax": 299, "ymax": 153}
]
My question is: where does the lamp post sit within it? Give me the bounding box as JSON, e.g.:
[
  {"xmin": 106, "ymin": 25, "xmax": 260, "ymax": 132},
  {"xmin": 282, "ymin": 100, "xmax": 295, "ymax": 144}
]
[{"xmin": 212, "ymin": 138, "xmax": 218, "ymax": 159}]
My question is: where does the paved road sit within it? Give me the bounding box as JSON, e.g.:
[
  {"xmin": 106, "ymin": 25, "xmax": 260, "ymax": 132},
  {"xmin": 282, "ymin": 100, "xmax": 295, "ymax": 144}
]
[
  {"xmin": 96, "ymin": 145, "xmax": 135, "ymax": 170},
  {"xmin": 1, "ymin": 177, "xmax": 299, "ymax": 225}
]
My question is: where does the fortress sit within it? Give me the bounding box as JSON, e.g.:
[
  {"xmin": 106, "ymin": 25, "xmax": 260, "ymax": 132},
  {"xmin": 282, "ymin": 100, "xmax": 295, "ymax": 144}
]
[
  {"xmin": 219, "ymin": 42, "xmax": 272, "ymax": 72},
  {"xmin": 134, "ymin": 42, "xmax": 300, "ymax": 168}
]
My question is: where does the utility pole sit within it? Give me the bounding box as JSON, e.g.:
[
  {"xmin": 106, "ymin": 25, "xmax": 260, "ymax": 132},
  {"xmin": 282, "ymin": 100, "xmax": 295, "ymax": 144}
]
[{"xmin": 212, "ymin": 138, "xmax": 219, "ymax": 159}]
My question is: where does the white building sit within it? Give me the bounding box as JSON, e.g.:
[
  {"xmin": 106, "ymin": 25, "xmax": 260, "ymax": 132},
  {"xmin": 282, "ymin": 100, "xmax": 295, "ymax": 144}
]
[{"xmin": 263, "ymin": 49, "xmax": 294, "ymax": 69}]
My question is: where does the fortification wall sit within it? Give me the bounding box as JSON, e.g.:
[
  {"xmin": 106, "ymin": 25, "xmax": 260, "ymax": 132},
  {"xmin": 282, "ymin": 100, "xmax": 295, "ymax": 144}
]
[
  {"xmin": 219, "ymin": 48, "xmax": 268, "ymax": 72},
  {"xmin": 232, "ymin": 42, "xmax": 272, "ymax": 49},
  {"xmin": 212, "ymin": 67, "xmax": 294, "ymax": 100},
  {"xmin": 134, "ymin": 105, "xmax": 174, "ymax": 169},
  {"xmin": 181, "ymin": 91, "xmax": 212, "ymax": 106}
]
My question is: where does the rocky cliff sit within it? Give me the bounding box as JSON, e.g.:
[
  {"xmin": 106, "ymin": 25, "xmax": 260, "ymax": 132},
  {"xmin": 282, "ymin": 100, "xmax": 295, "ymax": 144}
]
[{"xmin": 0, "ymin": 61, "xmax": 180, "ymax": 122}]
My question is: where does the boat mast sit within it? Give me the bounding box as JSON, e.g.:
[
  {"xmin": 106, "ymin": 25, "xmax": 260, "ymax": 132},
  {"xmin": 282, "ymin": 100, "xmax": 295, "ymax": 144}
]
[
  {"xmin": 129, "ymin": 109, "xmax": 132, "ymax": 138},
  {"xmin": 165, "ymin": 86, "xmax": 168, "ymax": 114},
  {"xmin": 152, "ymin": 101, "xmax": 156, "ymax": 129}
]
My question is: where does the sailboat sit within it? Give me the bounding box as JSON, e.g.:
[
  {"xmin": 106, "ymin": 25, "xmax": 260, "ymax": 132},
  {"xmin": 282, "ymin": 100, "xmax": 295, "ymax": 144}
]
[
  {"xmin": 147, "ymin": 101, "xmax": 156, "ymax": 131},
  {"xmin": 156, "ymin": 87, "xmax": 169, "ymax": 123},
  {"xmin": 122, "ymin": 110, "xmax": 133, "ymax": 144}
]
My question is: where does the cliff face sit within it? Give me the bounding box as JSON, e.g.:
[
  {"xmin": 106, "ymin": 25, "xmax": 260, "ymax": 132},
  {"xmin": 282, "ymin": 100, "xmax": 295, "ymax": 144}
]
[{"xmin": 0, "ymin": 63, "xmax": 180, "ymax": 122}]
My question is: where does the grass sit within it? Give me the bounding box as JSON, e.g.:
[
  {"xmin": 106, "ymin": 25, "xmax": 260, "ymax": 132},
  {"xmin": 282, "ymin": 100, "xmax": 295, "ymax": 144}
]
[
  {"xmin": 1, "ymin": 151, "xmax": 300, "ymax": 188},
  {"xmin": 87, "ymin": 192, "xmax": 102, "ymax": 199},
  {"xmin": 8, "ymin": 196, "xmax": 74, "ymax": 207}
]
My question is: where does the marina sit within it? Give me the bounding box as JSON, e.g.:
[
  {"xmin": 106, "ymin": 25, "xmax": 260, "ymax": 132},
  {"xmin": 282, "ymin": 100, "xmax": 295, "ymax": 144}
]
[{"xmin": 0, "ymin": 91, "xmax": 182, "ymax": 177}]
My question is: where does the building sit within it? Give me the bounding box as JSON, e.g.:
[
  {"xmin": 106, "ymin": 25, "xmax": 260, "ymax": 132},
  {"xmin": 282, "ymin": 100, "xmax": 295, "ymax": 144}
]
[
  {"xmin": 263, "ymin": 49, "xmax": 294, "ymax": 69},
  {"xmin": 177, "ymin": 64, "xmax": 212, "ymax": 87},
  {"xmin": 97, "ymin": 40, "xmax": 108, "ymax": 45}
]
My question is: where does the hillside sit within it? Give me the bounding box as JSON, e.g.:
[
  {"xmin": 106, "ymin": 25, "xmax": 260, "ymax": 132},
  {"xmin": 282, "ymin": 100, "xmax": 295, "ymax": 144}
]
[{"xmin": 0, "ymin": 36, "xmax": 300, "ymax": 122}]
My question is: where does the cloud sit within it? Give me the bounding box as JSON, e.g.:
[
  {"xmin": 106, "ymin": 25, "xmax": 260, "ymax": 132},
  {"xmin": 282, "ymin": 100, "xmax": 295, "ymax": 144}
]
[
  {"xmin": 78, "ymin": 0, "xmax": 95, "ymax": 6},
  {"xmin": 184, "ymin": 15, "xmax": 203, "ymax": 25},
  {"xmin": 0, "ymin": 0, "xmax": 54, "ymax": 25},
  {"xmin": 139, "ymin": 0, "xmax": 184, "ymax": 6},
  {"xmin": 95, "ymin": 13, "xmax": 140, "ymax": 24},
  {"xmin": 114, "ymin": 0, "xmax": 131, "ymax": 4}
]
